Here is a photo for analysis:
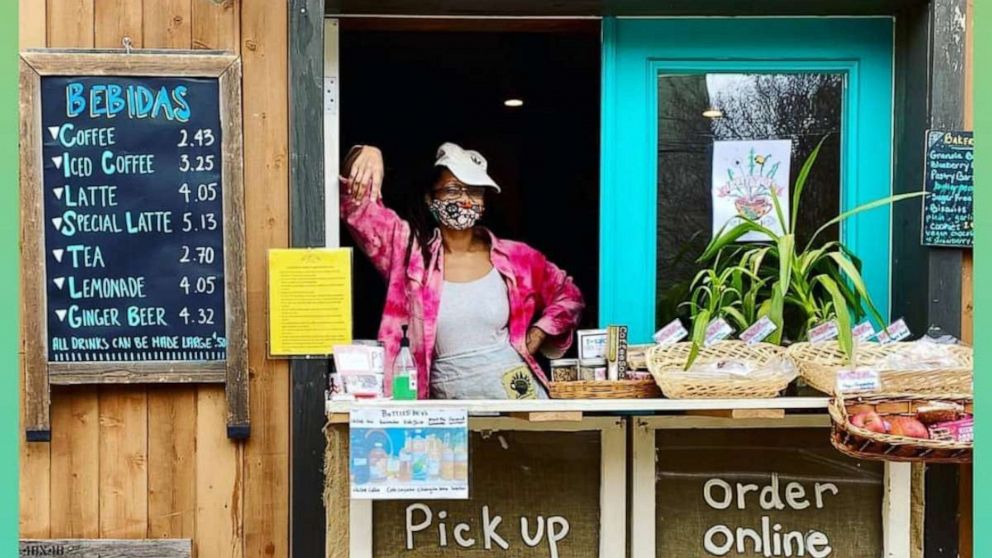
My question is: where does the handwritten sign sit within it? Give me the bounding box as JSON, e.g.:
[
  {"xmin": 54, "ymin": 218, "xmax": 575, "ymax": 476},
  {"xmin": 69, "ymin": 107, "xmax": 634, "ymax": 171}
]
[
  {"xmin": 653, "ymin": 319, "xmax": 688, "ymax": 345},
  {"xmin": 350, "ymin": 408, "xmax": 468, "ymax": 500},
  {"xmin": 739, "ymin": 316, "xmax": 777, "ymax": 345},
  {"xmin": 922, "ymin": 130, "xmax": 973, "ymax": 247},
  {"xmin": 836, "ymin": 369, "xmax": 881, "ymax": 394},
  {"xmin": 41, "ymin": 76, "xmax": 228, "ymax": 362},
  {"xmin": 656, "ymin": 428, "xmax": 883, "ymax": 558},
  {"xmin": 268, "ymin": 248, "xmax": 353, "ymax": 356},
  {"xmin": 808, "ymin": 321, "xmax": 839, "ymax": 343},
  {"xmin": 704, "ymin": 317, "xmax": 734, "ymax": 346}
]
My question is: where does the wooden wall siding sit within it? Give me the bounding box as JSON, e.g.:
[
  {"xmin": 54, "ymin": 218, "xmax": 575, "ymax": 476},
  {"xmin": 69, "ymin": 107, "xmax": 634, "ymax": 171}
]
[{"xmin": 18, "ymin": 1, "xmax": 289, "ymax": 557}]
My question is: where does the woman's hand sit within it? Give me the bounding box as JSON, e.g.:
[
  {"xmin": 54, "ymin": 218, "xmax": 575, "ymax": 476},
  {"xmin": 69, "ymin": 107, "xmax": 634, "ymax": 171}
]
[
  {"xmin": 345, "ymin": 145, "xmax": 384, "ymax": 202},
  {"xmin": 525, "ymin": 327, "xmax": 547, "ymax": 355}
]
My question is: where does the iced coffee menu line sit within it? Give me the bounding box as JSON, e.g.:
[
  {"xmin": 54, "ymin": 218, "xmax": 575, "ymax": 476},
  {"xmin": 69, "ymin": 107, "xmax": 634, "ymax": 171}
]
[{"xmin": 41, "ymin": 76, "xmax": 228, "ymax": 363}]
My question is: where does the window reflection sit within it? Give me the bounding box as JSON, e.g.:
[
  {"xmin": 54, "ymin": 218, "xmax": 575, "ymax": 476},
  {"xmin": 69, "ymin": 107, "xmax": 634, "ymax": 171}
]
[{"xmin": 656, "ymin": 73, "xmax": 843, "ymax": 330}]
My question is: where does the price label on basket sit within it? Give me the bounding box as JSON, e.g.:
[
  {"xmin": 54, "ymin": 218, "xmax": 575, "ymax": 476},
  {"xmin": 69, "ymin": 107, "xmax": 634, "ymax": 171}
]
[
  {"xmin": 704, "ymin": 318, "xmax": 734, "ymax": 346},
  {"xmin": 875, "ymin": 318, "xmax": 911, "ymax": 344},
  {"xmin": 851, "ymin": 321, "xmax": 877, "ymax": 343},
  {"xmin": 836, "ymin": 369, "xmax": 881, "ymax": 394},
  {"xmin": 653, "ymin": 319, "xmax": 688, "ymax": 345},
  {"xmin": 808, "ymin": 320, "xmax": 839, "ymax": 343},
  {"xmin": 739, "ymin": 316, "xmax": 777, "ymax": 345}
]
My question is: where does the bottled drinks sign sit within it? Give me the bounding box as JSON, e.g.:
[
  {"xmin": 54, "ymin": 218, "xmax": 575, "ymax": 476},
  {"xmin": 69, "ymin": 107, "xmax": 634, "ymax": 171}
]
[
  {"xmin": 350, "ymin": 408, "xmax": 469, "ymax": 500},
  {"xmin": 922, "ymin": 130, "xmax": 973, "ymax": 247}
]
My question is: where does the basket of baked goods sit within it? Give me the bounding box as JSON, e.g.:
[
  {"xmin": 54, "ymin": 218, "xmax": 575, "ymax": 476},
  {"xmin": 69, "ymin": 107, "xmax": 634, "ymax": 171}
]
[
  {"xmin": 789, "ymin": 338, "xmax": 972, "ymax": 396},
  {"xmin": 646, "ymin": 340, "xmax": 797, "ymax": 399},
  {"xmin": 829, "ymin": 392, "xmax": 973, "ymax": 463}
]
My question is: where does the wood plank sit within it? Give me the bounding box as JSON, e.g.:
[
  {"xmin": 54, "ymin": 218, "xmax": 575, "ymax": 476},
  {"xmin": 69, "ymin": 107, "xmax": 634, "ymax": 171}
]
[
  {"xmin": 98, "ymin": 386, "xmax": 149, "ymax": 538},
  {"xmin": 20, "ymin": 539, "xmax": 191, "ymax": 557},
  {"xmin": 148, "ymin": 387, "xmax": 197, "ymax": 539},
  {"xmin": 49, "ymin": 387, "xmax": 100, "ymax": 538},
  {"xmin": 21, "ymin": 51, "xmax": 238, "ymax": 77},
  {"xmin": 49, "ymin": 362, "xmax": 227, "ymax": 384},
  {"xmin": 508, "ymin": 411, "xmax": 583, "ymax": 422},
  {"xmin": 327, "ymin": 396, "xmax": 830, "ymax": 414},
  {"xmin": 686, "ymin": 408, "xmax": 786, "ymax": 419},
  {"xmin": 192, "ymin": 0, "xmax": 240, "ymax": 51},
  {"xmin": 241, "ymin": 0, "xmax": 290, "ymax": 554},
  {"xmin": 19, "ymin": 0, "xmax": 46, "ymax": 49},
  {"xmin": 289, "ymin": 2, "xmax": 327, "ymax": 555},
  {"xmin": 94, "ymin": 0, "xmax": 142, "ymax": 48},
  {"xmin": 219, "ymin": 59, "xmax": 249, "ymax": 438},
  {"xmin": 46, "ymin": 0, "xmax": 94, "ymax": 47},
  {"xmin": 142, "ymin": 0, "xmax": 191, "ymax": 49},
  {"xmin": 19, "ymin": 58, "xmax": 49, "ymax": 438},
  {"xmin": 195, "ymin": 385, "xmax": 244, "ymax": 558}
]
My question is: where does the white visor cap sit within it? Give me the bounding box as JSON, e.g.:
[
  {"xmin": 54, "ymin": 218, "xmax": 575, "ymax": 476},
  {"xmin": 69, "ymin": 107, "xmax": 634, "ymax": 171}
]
[{"xmin": 433, "ymin": 142, "xmax": 501, "ymax": 193}]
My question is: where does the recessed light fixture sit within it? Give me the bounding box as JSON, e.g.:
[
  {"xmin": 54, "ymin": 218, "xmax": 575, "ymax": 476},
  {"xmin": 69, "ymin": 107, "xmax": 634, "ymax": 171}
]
[
  {"xmin": 504, "ymin": 98, "xmax": 524, "ymax": 108},
  {"xmin": 702, "ymin": 107, "xmax": 723, "ymax": 118}
]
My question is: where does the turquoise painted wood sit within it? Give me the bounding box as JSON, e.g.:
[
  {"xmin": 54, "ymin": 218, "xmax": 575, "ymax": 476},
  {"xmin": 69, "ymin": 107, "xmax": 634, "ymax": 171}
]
[{"xmin": 600, "ymin": 17, "xmax": 894, "ymax": 343}]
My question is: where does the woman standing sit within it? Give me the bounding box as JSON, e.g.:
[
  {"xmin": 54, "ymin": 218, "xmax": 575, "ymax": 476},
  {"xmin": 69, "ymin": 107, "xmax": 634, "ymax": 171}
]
[{"xmin": 341, "ymin": 142, "xmax": 584, "ymax": 400}]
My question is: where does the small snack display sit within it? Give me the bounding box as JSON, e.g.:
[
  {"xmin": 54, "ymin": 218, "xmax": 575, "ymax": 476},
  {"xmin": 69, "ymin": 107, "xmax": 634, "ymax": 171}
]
[
  {"xmin": 829, "ymin": 392, "xmax": 973, "ymax": 462},
  {"xmin": 646, "ymin": 341, "xmax": 795, "ymax": 399},
  {"xmin": 550, "ymin": 358, "xmax": 579, "ymax": 382},
  {"xmin": 330, "ymin": 340, "xmax": 386, "ymax": 399}
]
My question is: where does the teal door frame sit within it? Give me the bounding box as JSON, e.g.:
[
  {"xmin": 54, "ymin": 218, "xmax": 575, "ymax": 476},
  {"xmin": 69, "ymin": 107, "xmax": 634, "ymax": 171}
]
[{"xmin": 600, "ymin": 17, "xmax": 895, "ymax": 342}]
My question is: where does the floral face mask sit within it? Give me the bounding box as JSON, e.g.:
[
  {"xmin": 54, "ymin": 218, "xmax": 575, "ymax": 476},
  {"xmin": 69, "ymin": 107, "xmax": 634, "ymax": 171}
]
[{"xmin": 428, "ymin": 199, "xmax": 483, "ymax": 230}]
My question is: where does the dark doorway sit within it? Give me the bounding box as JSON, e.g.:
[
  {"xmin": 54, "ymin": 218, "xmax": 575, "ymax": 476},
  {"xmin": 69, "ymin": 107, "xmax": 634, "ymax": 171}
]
[{"xmin": 339, "ymin": 19, "xmax": 601, "ymax": 343}]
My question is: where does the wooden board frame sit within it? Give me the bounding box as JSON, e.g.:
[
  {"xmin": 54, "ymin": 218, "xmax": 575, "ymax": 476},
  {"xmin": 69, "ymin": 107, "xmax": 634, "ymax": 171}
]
[
  {"xmin": 18, "ymin": 49, "xmax": 249, "ymax": 441},
  {"xmin": 630, "ymin": 415, "xmax": 912, "ymax": 558},
  {"xmin": 20, "ymin": 538, "xmax": 192, "ymax": 558},
  {"xmin": 335, "ymin": 416, "xmax": 627, "ymax": 558}
]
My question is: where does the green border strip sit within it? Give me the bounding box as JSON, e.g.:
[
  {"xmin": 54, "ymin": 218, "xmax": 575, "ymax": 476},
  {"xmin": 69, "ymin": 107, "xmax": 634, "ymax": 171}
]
[
  {"xmin": 2, "ymin": 0, "xmax": 18, "ymax": 553},
  {"xmin": 975, "ymin": 0, "xmax": 989, "ymax": 553}
]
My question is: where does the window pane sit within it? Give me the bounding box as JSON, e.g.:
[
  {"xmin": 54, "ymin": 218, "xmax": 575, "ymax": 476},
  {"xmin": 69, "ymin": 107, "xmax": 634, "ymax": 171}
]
[{"xmin": 655, "ymin": 73, "xmax": 843, "ymax": 329}]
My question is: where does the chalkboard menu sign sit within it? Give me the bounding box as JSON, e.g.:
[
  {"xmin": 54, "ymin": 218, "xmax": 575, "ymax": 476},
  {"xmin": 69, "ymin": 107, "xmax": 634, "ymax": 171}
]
[
  {"xmin": 41, "ymin": 75, "xmax": 227, "ymax": 363},
  {"xmin": 922, "ymin": 130, "xmax": 973, "ymax": 247},
  {"xmin": 20, "ymin": 50, "xmax": 247, "ymax": 439}
]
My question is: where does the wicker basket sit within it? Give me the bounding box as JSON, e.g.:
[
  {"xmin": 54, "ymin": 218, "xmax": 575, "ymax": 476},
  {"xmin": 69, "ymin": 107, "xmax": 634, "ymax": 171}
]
[
  {"xmin": 646, "ymin": 341, "xmax": 794, "ymax": 399},
  {"xmin": 788, "ymin": 342, "xmax": 973, "ymax": 395},
  {"xmin": 548, "ymin": 379, "xmax": 661, "ymax": 399},
  {"xmin": 828, "ymin": 392, "xmax": 973, "ymax": 463}
]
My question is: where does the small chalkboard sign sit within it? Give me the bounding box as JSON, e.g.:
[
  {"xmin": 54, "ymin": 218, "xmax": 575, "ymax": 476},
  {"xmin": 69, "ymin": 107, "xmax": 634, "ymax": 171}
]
[
  {"xmin": 922, "ymin": 130, "xmax": 973, "ymax": 247},
  {"xmin": 19, "ymin": 50, "xmax": 248, "ymax": 440}
]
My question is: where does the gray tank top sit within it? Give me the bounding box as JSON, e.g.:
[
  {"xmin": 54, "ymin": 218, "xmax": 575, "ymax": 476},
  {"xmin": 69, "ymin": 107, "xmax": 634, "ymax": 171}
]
[{"xmin": 434, "ymin": 267, "xmax": 511, "ymax": 357}]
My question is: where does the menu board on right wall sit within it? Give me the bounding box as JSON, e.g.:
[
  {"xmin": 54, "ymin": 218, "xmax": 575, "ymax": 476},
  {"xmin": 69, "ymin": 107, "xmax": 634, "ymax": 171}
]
[{"xmin": 922, "ymin": 130, "xmax": 973, "ymax": 247}]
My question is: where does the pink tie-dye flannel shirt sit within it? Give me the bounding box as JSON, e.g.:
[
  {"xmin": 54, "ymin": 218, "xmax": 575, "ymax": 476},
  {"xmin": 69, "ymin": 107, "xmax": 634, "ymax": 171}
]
[{"xmin": 340, "ymin": 180, "xmax": 585, "ymax": 399}]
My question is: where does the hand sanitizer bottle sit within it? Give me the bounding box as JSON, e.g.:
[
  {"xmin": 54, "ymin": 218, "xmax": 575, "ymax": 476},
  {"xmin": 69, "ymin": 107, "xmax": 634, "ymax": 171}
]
[{"xmin": 392, "ymin": 325, "xmax": 418, "ymax": 400}]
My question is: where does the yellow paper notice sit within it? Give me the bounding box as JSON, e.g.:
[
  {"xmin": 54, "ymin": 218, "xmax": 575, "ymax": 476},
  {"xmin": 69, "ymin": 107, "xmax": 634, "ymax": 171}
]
[{"xmin": 268, "ymin": 248, "xmax": 353, "ymax": 356}]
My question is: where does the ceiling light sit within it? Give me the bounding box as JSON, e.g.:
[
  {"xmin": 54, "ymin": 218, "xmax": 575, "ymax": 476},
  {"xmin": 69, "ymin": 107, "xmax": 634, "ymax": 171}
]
[
  {"xmin": 702, "ymin": 108, "xmax": 723, "ymax": 118},
  {"xmin": 504, "ymin": 98, "xmax": 524, "ymax": 108}
]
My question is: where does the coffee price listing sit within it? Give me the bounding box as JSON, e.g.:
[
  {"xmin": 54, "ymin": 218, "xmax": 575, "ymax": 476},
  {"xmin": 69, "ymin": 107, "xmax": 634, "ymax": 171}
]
[{"xmin": 41, "ymin": 77, "xmax": 227, "ymax": 363}]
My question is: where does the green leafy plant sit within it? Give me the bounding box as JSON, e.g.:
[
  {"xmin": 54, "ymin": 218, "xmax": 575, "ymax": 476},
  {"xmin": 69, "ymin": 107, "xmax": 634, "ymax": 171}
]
[{"xmin": 685, "ymin": 137, "xmax": 925, "ymax": 366}]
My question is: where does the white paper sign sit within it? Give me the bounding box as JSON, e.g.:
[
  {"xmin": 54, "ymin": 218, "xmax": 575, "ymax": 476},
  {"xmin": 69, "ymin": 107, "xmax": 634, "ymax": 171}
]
[
  {"xmin": 704, "ymin": 317, "xmax": 734, "ymax": 346},
  {"xmin": 739, "ymin": 316, "xmax": 778, "ymax": 345},
  {"xmin": 808, "ymin": 321, "xmax": 840, "ymax": 343},
  {"xmin": 836, "ymin": 369, "xmax": 881, "ymax": 394},
  {"xmin": 653, "ymin": 319, "xmax": 689, "ymax": 345},
  {"xmin": 350, "ymin": 408, "xmax": 469, "ymax": 500},
  {"xmin": 851, "ymin": 321, "xmax": 876, "ymax": 343},
  {"xmin": 712, "ymin": 139, "xmax": 792, "ymax": 241},
  {"xmin": 876, "ymin": 318, "xmax": 911, "ymax": 344}
]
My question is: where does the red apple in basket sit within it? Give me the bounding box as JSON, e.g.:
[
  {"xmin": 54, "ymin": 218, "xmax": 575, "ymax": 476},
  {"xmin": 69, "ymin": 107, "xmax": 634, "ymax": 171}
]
[
  {"xmin": 888, "ymin": 416, "xmax": 930, "ymax": 439},
  {"xmin": 851, "ymin": 411, "xmax": 889, "ymax": 434}
]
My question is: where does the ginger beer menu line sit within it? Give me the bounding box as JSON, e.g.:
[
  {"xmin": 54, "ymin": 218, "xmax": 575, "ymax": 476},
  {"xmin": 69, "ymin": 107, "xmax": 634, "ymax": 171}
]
[{"xmin": 41, "ymin": 76, "xmax": 227, "ymax": 363}]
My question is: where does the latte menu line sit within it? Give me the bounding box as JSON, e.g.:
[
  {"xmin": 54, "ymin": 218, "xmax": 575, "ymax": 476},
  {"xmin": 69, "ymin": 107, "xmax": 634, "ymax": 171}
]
[{"xmin": 19, "ymin": 50, "xmax": 249, "ymax": 440}]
